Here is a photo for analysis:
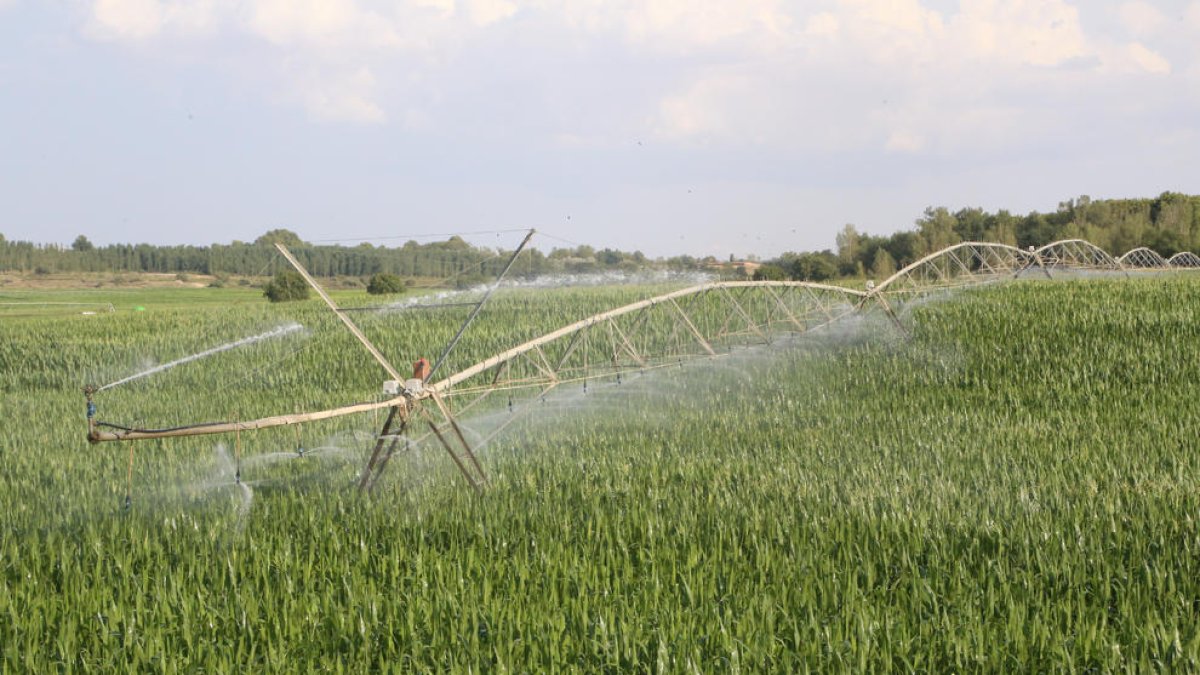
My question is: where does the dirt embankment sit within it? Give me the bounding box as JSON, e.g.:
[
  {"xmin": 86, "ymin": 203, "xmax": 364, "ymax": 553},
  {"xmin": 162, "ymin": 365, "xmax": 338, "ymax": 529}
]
[
  {"xmin": 0, "ymin": 272, "xmax": 423, "ymax": 291},
  {"xmin": 0, "ymin": 272, "xmax": 222, "ymax": 290}
]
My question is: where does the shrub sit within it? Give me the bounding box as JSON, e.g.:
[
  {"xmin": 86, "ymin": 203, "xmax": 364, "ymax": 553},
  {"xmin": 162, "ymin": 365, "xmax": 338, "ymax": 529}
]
[
  {"xmin": 752, "ymin": 264, "xmax": 788, "ymax": 281},
  {"xmin": 456, "ymin": 273, "xmax": 490, "ymax": 290},
  {"xmin": 367, "ymin": 273, "xmax": 406, "ymax": 295},
  {"xmin": 262, "ymin": 270, "xmax": 310, "ymax": 302}
]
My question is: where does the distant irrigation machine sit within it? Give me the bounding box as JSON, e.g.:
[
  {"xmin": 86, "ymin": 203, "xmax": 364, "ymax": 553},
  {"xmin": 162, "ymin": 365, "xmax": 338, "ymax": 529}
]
[{"xmin": 83, "ymin": 236, "xmax": 1196, "ymax": 499}]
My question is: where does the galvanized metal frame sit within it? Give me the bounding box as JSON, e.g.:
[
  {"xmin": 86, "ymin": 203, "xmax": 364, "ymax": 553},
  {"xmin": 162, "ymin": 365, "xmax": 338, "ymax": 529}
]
[
  {"xmin": 1168, "ymin": 251, "xmax": 1200, "ymax": 268},
  {"xmin": 1118, "ymin": 247, "xmax": 1170, "ymax": 269},
  {"xmin": 87, "ymin": 237, "xmax": 1200, "ymax": 492},
  {"xmin": 1028, "ymin": 239, "xmax": 1124, "ymax": 274}
]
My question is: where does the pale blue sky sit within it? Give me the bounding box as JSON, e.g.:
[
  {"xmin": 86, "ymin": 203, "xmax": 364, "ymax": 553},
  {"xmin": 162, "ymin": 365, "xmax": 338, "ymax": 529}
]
[{"xmin": 1, "ymin": 0, "xmax": 1197, "ymax": 257}]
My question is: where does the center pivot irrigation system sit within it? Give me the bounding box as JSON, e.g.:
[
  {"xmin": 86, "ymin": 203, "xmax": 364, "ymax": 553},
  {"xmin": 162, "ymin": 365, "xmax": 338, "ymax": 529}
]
[{"xmin": 81, "ymin": 234, "xmax": 1191, "ymax": 495}]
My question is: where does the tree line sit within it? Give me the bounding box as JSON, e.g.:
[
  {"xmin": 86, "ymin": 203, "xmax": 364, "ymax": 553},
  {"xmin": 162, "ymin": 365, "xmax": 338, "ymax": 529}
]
[
  {"xmin": 754, "ymin": 192, "xmax": 1200, "ymax": 282},
  {"xmin": 0, "ymin": 229, "xmax": 668, "ymax": 283},
  {"xmin": 4, "ymin": 192, "xmax": 1198, "ymax": 284}
]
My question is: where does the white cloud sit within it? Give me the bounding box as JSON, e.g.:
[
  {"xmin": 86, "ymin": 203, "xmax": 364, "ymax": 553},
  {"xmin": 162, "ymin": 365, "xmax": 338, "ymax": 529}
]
[
  {"xmin": 558, "ymin": 0, "xmax": 792, "ymax": 53},
  {"xmin": 297, "ymin": 66, "xmax": 386, "ymax": 124},
  {"xmin": 950, "ymin": 0, "xmax": 1088, "ymax": 67},
  {"xmin": 244, "ymin": 0, "xmax": 400, "ymax": 48},
  {"xmin": 654, "ymin": 72, "xmax": 734, "ymax": 141},
  {"xmin": 651, "ymin": 0, "xmax": 1099, "ymax": 152},
  {"xmin": 650, "ymin": 63, "xmax": 878, "ymax": 152},
  {"xmin": 1126, "ymin": 41, "xmax": 1171, "ymax": 74},
  {"xmin": 415, "ymin": 0, "xmax": 455, "ymax": 17},
  {"xmin": 885, "ymin": 130, "xmax": 925, "ymax": 153},
  {"xmin": 89, "ymin": 0, "xmax": 165, "ymax": 39},
  {"xmin": 83, "ymin": 0, "xmax": 420, "ymax": 123},
  {"xmin": 834, "ymin": 0, "xmax": 945, "ymax": 63},
  {"xmin": 842, "ymin": 0, "xmax": 944, "ymax": 38},
  {"xmin": 1187, "ymin": 2, "xmax": 1200, "ymax": 30},
  {"xmin": 75, "ymin": 0, "xmax": 1197, "ymax": 138},
  {"xmin": 87, "ymin": 0, "xmax": 233, "ymax": 39},
  {"xmin": 1118, "ymin": 1, "xmax": 1165, "ymax": 37},
  {"xmin": 466, "ymin": 0, "xmax": 518, "ymax": 26},
  {"xmin": 803, "ymin": 11, "xmax": 839, "ymax": 39}
]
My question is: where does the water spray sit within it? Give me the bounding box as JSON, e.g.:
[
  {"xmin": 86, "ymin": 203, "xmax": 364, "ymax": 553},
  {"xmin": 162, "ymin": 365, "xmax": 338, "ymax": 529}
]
[
  {"xmin": 124, "ymin": 441, "xmax": 135, "ymax": 511},
  {"xmin": 95, "ymin": 322, "xmax": 303, "ymax": 392}
]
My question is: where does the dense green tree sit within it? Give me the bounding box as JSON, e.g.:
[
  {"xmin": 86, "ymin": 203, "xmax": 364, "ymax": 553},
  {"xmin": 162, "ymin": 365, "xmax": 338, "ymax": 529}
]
[
  {"xmin": 1016, "ymin": 214, "xmax": 1058, "ymax": 249},
  {"xmin": 366, "ymin": 273, "xmax": 406, "ymax": 295},
  {"xmin": 884, "ymin": 232, "xmax": 920, "ymax": 268},
  {"xmin": 990, "ymin": 210, "xmax": 1020, "ymax": 246},
  {"xmin": 1145, "ymin": 229, "xmax": 1187, "ymax": 257},
  {"xmin": 4, "ymin": 193, "xmax": 1200, "ymax": 282},
  {"xmin": 752, "ymin": 264, "xmax": 787, "ymax": 281},
  {"xmin": 835, "ymin": 224, "xmax": 859, "ymax": 262},
  {"xmin": 871, "ymin": 248, "xmax": 897, "ymax": 278},
  {"xmin": 597, "ymin": 249, "xmax": 624, "ymax": 265},
  {"xmin": 254, "ymin": 229, "xmax": 306, "ymax": 247},
  {"xmin": 835, "ymin": 224, "xmax": 862, "ymax": 276},
  {"xmin": 665, "ymin": 255, "xmax": 700, "ymax": 271},
  {"xmin": 916, "ymin": 207, "xmax": 961, "ymax": 255},
  {"xmin": 786, "ymin": 251, "xmax": 838, "ymax": 282},
  {"xmin": 262, "ymin": 271, "xmax": 310, "ymax": 302}
]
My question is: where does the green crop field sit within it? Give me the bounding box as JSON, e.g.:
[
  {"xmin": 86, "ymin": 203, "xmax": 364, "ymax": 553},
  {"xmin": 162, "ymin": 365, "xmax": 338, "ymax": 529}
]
[{"xmin": 3, "ymin": 276, "xmax": 1200, "ymax": 670}]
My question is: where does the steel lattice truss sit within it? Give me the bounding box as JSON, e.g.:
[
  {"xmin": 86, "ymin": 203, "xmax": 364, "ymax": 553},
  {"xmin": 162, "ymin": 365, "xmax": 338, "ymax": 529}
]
[
  {"xmin": 428, "ymin": 281, "xmax": 864, "ymax": 410},
  {"xmin": 87, "ymin": 237, "xmax": 1200, "ymax": 492},
  {"xmin": 1168, "ymin": 251, "xmax": 1200, "ymax": 268},
  {"xmin": 1030, "ymin": 239, "xmax": 1124, "ymax": 273},
  {"xmin": 1118, "ymin": 247, "xmax": 1170, "ymax": 269},
  {"xmin": 870, "ymin": 242, "xmax": 1035, "ymax": 297}
]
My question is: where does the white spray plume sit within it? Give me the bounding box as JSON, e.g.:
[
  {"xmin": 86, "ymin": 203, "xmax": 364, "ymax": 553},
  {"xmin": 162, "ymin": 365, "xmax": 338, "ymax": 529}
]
[{"xmin": 98, "ymin": 322, "xmax": 303, "ymax": 391}]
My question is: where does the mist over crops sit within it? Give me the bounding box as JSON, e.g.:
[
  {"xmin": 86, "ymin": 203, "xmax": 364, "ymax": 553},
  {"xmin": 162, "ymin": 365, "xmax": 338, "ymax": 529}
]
[{"xmin": 3, "ymin": 276, "xmax": 1200, "ymax": 670}]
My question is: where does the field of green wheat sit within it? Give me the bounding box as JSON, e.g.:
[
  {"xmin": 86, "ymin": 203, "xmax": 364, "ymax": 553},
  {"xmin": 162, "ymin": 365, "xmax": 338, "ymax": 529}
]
[{"xmin": 3, "ymin": 275, "xmax": 1200, "ymax": 671}]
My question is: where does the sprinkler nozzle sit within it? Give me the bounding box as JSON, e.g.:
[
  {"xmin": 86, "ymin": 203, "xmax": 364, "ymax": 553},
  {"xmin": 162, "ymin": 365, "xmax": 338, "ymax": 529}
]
[{"xmin": 83, "ymin": 386, "xmax": 98, "ymax": 417}]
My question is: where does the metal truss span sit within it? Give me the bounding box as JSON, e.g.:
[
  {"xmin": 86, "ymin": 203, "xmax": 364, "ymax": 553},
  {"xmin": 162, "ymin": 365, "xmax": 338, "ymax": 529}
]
[
  {"xmin": 86, "ymin": 237, "xmax": 1198, "ymax": 451},
  {"xmin": 1168, "ymin": 251, "xmax": 1200, "ymax": 268},
  {"xmin": 870, "ymin": 242, "xmax": 1035, "ymax": 296},
  {"xmin": 87, "ymin": 235, "xmax": 1200, "ymax": 495},
  {"xmin": 428, "ymin": 281, "xmax": 865, "ymax": 407},
  {"xmin": 1029, "ymin": 239, "xmax": 1124, "ymax": 273},
  {"xmin": 433, "ymin": 237, "xmax": 1200, "ymax": 409},
  {"xmin": 1119, "ymin": 247, "xmax": 1170, "ymax": 269}
]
